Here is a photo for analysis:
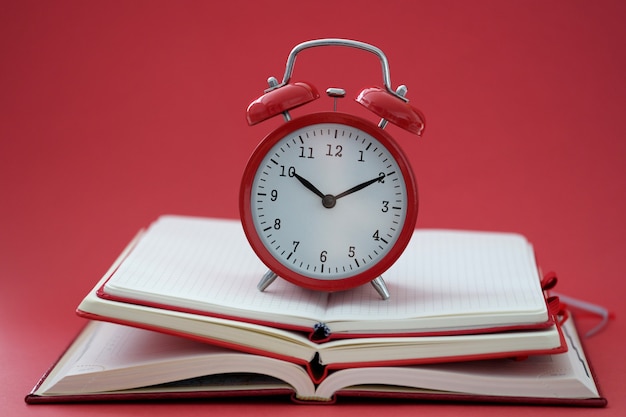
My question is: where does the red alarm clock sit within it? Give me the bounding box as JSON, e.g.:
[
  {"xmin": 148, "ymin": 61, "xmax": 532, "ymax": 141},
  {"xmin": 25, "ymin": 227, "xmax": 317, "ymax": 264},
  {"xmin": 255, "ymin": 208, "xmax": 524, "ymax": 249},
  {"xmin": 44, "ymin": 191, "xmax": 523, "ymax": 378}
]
[{"xmin": 239, "ymin": 39, "xmax": 425, "ymax": 299}]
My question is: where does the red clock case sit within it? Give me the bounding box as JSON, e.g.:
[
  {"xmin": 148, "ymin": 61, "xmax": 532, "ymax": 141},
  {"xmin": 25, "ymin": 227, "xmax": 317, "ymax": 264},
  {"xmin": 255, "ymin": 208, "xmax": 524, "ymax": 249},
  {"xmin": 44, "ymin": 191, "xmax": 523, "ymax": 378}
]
[{"xmin": 239, "ymin": 111, "xmax": 419, "ymax": 293}]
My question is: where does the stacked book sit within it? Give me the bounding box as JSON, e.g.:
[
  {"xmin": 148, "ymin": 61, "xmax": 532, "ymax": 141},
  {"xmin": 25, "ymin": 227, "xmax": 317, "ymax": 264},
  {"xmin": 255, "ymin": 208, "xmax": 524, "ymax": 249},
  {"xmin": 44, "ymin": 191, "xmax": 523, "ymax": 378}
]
[{"xmin": 26, "ymin": 216, "xmax": 606, "ymax": 406}]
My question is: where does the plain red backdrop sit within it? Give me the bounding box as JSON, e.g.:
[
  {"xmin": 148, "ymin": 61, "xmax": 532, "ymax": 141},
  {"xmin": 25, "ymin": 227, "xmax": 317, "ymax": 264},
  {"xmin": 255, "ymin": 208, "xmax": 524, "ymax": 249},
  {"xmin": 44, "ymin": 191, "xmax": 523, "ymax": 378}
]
[{"xmin": 1, "ymin": 1, "xmax": 625, "ymax": 416}]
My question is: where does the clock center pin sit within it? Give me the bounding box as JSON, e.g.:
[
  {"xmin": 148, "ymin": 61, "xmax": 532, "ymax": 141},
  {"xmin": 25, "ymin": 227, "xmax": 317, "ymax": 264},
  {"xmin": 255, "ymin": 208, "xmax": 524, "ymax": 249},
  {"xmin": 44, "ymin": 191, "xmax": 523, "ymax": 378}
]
[{"xmin": 322, "ymin": 194, "xmax": 336, "ymax": 209}]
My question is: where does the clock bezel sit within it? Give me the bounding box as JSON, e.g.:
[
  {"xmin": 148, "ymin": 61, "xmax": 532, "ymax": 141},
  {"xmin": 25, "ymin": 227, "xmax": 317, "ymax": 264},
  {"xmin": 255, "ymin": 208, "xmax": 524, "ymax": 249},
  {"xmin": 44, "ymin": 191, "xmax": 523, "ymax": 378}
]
[{"xmin": 239, "ymin": 112, "xmax": 418, "ymax": 292}]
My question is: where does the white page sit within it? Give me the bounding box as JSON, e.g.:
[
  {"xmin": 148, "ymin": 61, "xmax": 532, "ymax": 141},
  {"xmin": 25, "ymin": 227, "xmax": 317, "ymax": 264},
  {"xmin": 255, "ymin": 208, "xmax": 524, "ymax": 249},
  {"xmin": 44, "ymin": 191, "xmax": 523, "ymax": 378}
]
[
  {"xmin": 316, "ymin": 318, "xmax": 598, "ymax": 399},
  {"xmin": 324, "ymin": 230, "xmax": 548, "ymax": 331},
  {"xmin": 104, "ymin": 216, "xmax": 330, "ymax": 321},
  {"xmin": 103, "ymin": 216, "xmax": 547, "ymax": 332},
  {"xmin": 38, "ymin": 321, "xmax": 231, "ymax": 393},
  {"xmin": 40, "ymin": 321, "xmax": 313, "ymax": 396}
]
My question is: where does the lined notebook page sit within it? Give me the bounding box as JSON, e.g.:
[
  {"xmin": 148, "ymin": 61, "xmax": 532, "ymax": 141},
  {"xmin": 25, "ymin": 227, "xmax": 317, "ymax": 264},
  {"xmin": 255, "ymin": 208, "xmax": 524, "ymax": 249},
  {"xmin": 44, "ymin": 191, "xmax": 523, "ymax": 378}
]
[
  {"xmin": 325, "ymin": 230, "xmax": 548, "ymax": 332},
  {"xmin": 103, "ymin": 216, "xmax": 330, "ymax": 323},
  {"xmin": 103, "ymin": 216, "xmax": 548, "ymax": 332}
]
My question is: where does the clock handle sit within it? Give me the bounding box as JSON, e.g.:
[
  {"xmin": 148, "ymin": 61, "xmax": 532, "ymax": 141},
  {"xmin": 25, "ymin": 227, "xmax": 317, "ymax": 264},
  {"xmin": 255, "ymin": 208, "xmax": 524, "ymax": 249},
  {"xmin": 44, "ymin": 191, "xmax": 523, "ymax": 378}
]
[
  {"xmin": 276, "ymin": 38, "xmax": 406, "ymax": 103},
  {"xmin": 277, "ymin": 38, "xmax": 425, "ymax": 136}
]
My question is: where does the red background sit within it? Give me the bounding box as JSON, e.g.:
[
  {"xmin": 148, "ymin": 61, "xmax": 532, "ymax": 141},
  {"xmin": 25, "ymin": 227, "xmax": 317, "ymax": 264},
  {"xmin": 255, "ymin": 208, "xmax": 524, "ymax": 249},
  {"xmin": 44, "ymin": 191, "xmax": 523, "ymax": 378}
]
[{"xmin": 1, "ymin": 1, "xmax": 625, "ymax": 416}]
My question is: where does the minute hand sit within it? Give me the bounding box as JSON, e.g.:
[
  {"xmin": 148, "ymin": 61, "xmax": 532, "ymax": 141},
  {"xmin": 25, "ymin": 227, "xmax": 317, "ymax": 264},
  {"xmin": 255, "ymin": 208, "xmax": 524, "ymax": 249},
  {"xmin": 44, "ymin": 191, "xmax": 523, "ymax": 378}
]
[{"xmin": 335, "ymin": 173, "xmax": 386, "ymax": 200}]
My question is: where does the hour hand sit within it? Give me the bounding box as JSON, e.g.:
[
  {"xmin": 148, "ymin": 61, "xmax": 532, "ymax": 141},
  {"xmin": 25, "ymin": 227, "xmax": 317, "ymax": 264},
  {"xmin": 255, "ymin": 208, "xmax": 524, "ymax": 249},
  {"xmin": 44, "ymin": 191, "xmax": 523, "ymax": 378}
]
[
  {"xmin": 293, "ymin": 172, "xmax": 325, "ymax": 199},
  {"xmin": 335, "ymin": 173, "xmax": 386, "ymax": 200}
]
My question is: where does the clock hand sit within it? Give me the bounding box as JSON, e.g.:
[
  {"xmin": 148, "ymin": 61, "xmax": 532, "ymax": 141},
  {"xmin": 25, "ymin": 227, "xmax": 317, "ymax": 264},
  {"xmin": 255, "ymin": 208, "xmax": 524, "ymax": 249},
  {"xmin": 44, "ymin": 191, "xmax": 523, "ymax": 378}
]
[
  {"xmin": 294, "ymin": 172, "xmax": 338, "ymax": 209},
  {"xmin": 293, "ymin": 172, "xmax": 326, "ymax": 199},
  {"xmin": 335, "ymin": 173, "xmax": 386, "ymax": 200},
  {"xmin": 294, "ymin": 171, "xmax": 386, "ymax": 209}
]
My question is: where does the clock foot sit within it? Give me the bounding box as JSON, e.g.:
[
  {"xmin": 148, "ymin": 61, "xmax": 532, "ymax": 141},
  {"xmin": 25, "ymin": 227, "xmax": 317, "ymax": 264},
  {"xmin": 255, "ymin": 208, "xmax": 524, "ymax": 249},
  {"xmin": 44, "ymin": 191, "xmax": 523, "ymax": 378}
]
[
  {"xmin": 257, "ymin": 270, "xmax": 278, "ymax": 292},
  {"xmin": 371, "ymin": 276, "xmax": 390, "ymax": 300}
]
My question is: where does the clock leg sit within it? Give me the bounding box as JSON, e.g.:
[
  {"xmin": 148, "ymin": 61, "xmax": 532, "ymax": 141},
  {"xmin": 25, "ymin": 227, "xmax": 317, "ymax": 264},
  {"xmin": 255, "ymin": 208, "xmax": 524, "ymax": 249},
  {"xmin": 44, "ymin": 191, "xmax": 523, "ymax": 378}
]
[
  {"xmin": 371, "ymin": 276, "xmax": 390, "ymax": 300},
  {"xmin": 257, "ymin": 270, "xmax": 278, "ymax": 292}
]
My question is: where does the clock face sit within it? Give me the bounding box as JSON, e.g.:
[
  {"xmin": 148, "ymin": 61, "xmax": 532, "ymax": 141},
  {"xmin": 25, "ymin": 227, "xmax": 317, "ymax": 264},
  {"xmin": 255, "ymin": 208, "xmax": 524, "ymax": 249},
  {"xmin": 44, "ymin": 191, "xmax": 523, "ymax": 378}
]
[{"xmin": 240, "ymin": 112, "xmax": 417, "ymax": 291}]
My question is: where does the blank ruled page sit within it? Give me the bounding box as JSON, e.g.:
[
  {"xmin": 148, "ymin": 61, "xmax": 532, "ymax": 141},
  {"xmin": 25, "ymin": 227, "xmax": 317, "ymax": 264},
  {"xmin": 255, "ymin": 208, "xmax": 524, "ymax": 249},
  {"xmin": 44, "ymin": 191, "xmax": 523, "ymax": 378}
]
[
  {"xmin": 103, "ymin": 216, "xmax": 329, "ymax": 326},
  {"xmin": 325, "ymin": 230, "xmax": 548, "ymax": 333},
  {"xmin": 103, "ymin": 216, "xmax": 549, "ymax": 334}
]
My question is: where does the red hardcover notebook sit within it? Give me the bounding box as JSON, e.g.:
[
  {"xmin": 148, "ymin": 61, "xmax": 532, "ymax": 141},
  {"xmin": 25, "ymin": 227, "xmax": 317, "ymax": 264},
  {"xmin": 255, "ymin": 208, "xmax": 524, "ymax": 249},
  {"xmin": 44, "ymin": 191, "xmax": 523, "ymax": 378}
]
[
  {"xmin": 74, "ymin": 215, "xmax": 567, "ymax": 377},
  {"xmin": 25, "ymin": 315, "xmax": 606, "ymax": 407}
]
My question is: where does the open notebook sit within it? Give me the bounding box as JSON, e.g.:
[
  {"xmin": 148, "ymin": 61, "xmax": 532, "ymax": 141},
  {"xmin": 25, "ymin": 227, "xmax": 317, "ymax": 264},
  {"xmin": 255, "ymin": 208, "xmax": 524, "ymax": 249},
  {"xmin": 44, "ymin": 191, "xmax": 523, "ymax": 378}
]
[
  {"xmin": 25, "ymin": 315, "xmax": 605, "ymax": 406},
  {"xmin": 93, "ymin": 215, "xmax": 555, "ymax": 337},
  {"xmin": 76, "ymin": 215, "xmax": 565, "ymax": 372}
]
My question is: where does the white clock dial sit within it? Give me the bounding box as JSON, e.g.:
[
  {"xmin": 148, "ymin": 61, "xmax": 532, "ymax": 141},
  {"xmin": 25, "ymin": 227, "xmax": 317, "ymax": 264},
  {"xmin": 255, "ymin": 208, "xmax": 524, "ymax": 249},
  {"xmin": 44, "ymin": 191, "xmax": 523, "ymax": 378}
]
[{"xmin": 249, "ymin": 121, "xmax": 410, "ymax": 281}]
